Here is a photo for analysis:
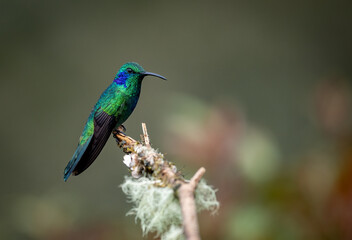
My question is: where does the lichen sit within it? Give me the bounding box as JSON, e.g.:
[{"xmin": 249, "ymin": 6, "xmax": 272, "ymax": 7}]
[
  {"xmin": 121, "ymin": 176, "xmax": 219, "ymax": 240},
  {"xmin": 195, "ymin": 180, "xmax": 220, "ymax": 214}
]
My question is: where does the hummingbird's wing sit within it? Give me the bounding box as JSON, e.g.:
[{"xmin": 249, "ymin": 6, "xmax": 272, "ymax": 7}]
[
  {"xmin": 64, "ymin": 108, "xmax": 118, "ymax": 181},
  {"xmin": 71, "ymin": 108, "xmax": 118, "ymax": 176}
]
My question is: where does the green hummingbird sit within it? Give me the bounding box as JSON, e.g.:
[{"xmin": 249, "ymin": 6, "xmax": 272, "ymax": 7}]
[{"xmin": 64, "ymin": 62, "xmax": 166, "ymax": 181}]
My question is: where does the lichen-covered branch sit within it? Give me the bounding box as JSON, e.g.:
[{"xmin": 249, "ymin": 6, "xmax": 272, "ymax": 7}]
[
  {"xmin": 113, "ymin": 123, "xmax": 183, "ymax": 186},
  {"xmin": 113, "ymin": 123, "xmax": 219, "ymax": 240}
]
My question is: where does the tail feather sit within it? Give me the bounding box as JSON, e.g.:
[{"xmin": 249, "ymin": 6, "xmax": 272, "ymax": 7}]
[{"xmin": 64, "ymin": 136, "xmax": 92, "ymax": 181}]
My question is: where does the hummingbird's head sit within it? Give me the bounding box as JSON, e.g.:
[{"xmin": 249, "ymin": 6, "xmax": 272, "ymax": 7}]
[{"xmin": 114, "ymin": 62, "xmax": 166, "ymax": 87}]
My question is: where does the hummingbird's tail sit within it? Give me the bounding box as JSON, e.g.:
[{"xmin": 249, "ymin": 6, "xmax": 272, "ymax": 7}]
[{"xmin": 64, "ymin": 136, "xmax": 92, "ymax": 181}]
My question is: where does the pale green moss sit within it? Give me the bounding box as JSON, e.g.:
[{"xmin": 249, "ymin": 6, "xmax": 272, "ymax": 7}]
[
  {"xmin": 121, "ymin": 176, "xmax": 219, "ymax": 240},
  {"xmin": 162, "ymin": 225, "xmax": 185, "ymax": 240},
  {"xmin": 195, "ymin": 180, "xmax": 220, "ymax": 214}
]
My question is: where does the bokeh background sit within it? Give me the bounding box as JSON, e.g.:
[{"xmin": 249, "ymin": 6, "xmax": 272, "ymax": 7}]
[{"xmin": 1, "ymin": 0, "xmax": 352, "ymax": 239}]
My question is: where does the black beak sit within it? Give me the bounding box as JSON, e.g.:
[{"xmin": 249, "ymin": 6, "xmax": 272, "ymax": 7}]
[{"xmin": 142, "ymin": 71, "xmax": 167, "ymax": 80}]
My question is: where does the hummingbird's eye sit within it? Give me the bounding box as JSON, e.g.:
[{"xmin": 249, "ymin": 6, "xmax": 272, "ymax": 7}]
[{"xmin": 126, "ymin": 68, "xmax": 134, "ymax": 74}]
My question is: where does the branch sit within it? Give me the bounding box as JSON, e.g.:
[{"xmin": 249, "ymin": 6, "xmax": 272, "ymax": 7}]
[
  {"xmin": 141, "ymin": 123, "xmax": 151, "ymax": 148},
  {"xmin": 113, "ymin": 123, "xmax": 210, "ymax": 240},
  {"xmin": 178, "ymin": 167, "xmax": 206, "ymax": 240}
]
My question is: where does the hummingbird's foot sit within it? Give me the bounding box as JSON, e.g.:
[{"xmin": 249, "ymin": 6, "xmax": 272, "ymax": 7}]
[
  {"xmin": 119, "ymin": 124, "xmax": 127, "ymax": 132},
  {"xmin": 114, "ymin": 125, "xmax": 126, "ymax": 136},
  {"xmin": 112, "ymin": 126, "xmax": 135, "ymax": 153}
]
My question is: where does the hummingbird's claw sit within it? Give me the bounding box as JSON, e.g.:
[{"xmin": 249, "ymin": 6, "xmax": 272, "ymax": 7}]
[
  {"xmin": 113, "ymin": 125, "xmax": 126, "ymax": 137},
  {"xmin": 119, "ymin": 124, "xmax": 127, "ymax": 132}
]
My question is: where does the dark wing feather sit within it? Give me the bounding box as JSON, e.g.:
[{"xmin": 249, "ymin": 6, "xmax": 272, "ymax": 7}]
[{"xmin": 72, "ymin": 109, "xmax": 117, "ymax": 176}]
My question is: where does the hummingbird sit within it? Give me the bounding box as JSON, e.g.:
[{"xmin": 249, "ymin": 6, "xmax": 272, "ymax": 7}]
[{"xmin": 64, "ymin": 62, "xmax": 166, "ymax": 181}]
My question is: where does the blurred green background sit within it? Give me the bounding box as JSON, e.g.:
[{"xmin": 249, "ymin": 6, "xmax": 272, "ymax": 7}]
[{"xmin": 1, "ymin": 0, "xmax": 352, "ymax": 239}]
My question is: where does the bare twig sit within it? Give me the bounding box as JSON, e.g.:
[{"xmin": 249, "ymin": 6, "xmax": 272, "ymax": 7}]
[
  {"xmin": 141, "ymin": 122, "xmax": 151, "ymax": 147},
  {"xmin": 178, "ymin": 167, "xmax": 206, "ymax": 240},
  {"xmin": 113, "ymin": 124, "xmax": 207, "ymax": 240}
]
